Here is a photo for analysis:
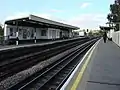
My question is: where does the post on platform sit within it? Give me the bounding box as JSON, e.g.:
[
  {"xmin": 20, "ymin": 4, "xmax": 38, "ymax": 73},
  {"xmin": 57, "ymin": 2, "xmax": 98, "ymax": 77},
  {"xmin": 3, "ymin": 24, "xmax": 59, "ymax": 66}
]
[
  {"xmin": 16, "ymin": 21, "xmax": 19, "ymax": 45},
  {"xmin": 34, "ymin": 28, "xmax": 37, "ymax": 43}
]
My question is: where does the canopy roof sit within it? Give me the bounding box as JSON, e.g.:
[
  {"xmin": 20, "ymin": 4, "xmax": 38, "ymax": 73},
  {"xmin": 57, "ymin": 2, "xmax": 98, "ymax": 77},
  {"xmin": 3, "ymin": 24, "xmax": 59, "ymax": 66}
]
[
  {"xmin": 99, "ymin": 26, "xmax": 113, "ymax": 31},
  {"xmin": 5, "ymin": 15, "xmax": 79, "ymax": 30}
]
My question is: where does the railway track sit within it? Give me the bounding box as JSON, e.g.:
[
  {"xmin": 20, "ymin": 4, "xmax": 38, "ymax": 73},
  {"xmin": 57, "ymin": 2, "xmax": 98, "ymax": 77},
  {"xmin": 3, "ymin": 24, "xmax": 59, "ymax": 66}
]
[
  {"xmin": 0, "ymin": 37, "xmax": 85, "ymax": 62},
  {"xmin": 8, "ymin": 39, "xmax": 98, "ymax": 90},
  {"xmin": 0, "ymin": 38, "xmax": 91, "ymax": 81}
]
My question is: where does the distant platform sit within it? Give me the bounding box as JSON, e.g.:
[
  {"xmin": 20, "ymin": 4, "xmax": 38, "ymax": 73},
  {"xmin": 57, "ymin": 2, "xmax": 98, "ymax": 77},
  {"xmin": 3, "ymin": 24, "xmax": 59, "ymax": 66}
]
[{"xmin": 0, "ymin": 37, "xmax": 84, "ymax": 52}]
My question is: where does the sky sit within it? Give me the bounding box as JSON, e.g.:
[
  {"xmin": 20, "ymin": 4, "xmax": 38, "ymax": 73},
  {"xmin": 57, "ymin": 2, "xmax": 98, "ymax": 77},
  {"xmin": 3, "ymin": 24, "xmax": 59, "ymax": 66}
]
[{"xmin": 0, "ymin": 0, "xmax": 115, "ymax": 29}]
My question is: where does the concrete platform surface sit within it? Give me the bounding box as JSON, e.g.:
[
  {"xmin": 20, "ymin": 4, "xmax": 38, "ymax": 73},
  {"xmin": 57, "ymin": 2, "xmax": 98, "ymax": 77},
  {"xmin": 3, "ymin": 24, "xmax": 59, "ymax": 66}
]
[
  {"xmin": 0, "ymin": 37, "xmax": 83, "ymax": 51},
  {"xmin": 80, "ymin": 40, "xmax": 120, "ymax": 90}
]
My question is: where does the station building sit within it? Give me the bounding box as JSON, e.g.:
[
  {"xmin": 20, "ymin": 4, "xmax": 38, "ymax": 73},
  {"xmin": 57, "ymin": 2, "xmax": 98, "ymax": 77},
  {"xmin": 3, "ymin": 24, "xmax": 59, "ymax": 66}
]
[{"xmin": 4, "ymin": 15, "xmax": 79, "ymax": 44}]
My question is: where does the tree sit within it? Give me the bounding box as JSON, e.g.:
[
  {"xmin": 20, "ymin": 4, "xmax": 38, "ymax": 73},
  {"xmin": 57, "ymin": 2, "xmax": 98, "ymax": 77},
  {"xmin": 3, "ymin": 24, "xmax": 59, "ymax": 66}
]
[
  {"xmin": 108, "ymin": 3, "xmax": 120, "ymax": 23},
  {"xmin": 88, "ymin": 31, "xmax": 93, "ymax": 36},
  {"xmin": 0, "ymin": 25, "xmax": 3, "ymax": 36},
  {"xmin": 99, "ymin": 30, "xmax": 103, "ymax": 35},
  {"xmin": 107, "ymin": 0, "xmax": 120, "ymax": 31}
]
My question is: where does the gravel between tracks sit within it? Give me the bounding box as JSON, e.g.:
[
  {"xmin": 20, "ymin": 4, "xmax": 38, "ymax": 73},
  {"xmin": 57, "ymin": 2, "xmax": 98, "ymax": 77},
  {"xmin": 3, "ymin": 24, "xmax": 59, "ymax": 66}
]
[{"xmin": 0, "ymin": 44, "xmax": 82, "ymax": 90}]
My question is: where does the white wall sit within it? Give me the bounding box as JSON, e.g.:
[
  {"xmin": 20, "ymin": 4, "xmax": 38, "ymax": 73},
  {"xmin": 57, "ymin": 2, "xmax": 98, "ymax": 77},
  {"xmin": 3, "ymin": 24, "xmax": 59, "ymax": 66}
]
[
  {"xmin": 5, "ymin": 25, "xmax": 36, "ymax": 40},
  {"xmin": 62, "ymin": 30, "xmax": 69, "ymax": 37},
  {"xmin": 110, "ymin": 23, "xmax": 120, "ymax": 46},
  {"xmin": 36, "ymin": 28, "xmax": 48, "ymax": 39},
  {"xmin": 69, "ymin": 30, "xmax": 73, "ymax": 37},
  {"xmin": 112, "ymin": 31, "xmax": 120, "ymax": 46},
  {"xmin": 48, "ymin": 28, "xmax": 60, "ymax": 39},
  {"xmin": 107, "ymin": 29, "xmax": 114, "ymax": 39},
  {"xmin": 4, "ymin": 24, "xmax": 9, "ymax": 40},
  {"xmin": 4, "ymin": 25, "xmax": 62, "ymax": 40},
  {"xmin": 19, "ymin": 26, "xmax": 35, "ymax": 40},
  {"xmin": 79, "ymin": 32, "xmax": 84, "ymax": 36}
]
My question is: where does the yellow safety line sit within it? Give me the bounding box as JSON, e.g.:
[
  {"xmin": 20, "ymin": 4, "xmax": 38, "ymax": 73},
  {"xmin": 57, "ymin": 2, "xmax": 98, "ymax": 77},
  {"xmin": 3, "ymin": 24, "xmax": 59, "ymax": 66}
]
[{"xmin": 70, "ymin": 43, "xmax": 97, "ymax": 90}]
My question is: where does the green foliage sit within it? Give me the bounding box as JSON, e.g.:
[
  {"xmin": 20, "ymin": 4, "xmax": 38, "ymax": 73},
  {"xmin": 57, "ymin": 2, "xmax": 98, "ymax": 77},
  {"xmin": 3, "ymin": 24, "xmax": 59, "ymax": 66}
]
[
  {"xmin": 107, "ymin": 1, "xmax": 120, "ymax": 31},
  {"xmin": 89, "ymin": 30, "xmax": 104, "ymax": 37},
  {"xmin": 107, "ymin": 14, "xmax": 112, "ymax": 22},
  {"xmin": 88, "ymin": 31, "xmax": 93, "ymax": 36},
  {"xmin": 108, "ymin": 3, "xmax": 120, "ymax": 23},
  {"xmin": 0, "ymin": 25, "xmax": 3, "ymax": 36},
  {"xmin": 98, "ymin": 30, "xmax": 104, "ymax": 36},
  {"xmin": 110, "ymin": 4, "xmax": 120, "ymax": 14}
]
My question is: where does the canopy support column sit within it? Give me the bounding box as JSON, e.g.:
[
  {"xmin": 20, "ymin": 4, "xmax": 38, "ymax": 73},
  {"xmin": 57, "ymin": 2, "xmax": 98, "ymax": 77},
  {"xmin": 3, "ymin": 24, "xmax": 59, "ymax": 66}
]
[
  {"xmin": 16, "ymin": 21, "xmax": 19, "ymax": 45},
  {"xmin": 34, "ymin": 28, "xmax": 37, "ymax": 43}
]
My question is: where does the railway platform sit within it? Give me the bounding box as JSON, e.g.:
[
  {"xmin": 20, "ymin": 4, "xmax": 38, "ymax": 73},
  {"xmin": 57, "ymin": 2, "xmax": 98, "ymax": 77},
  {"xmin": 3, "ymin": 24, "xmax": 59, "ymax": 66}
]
[
  {"xmin": 0, "ymin": 37, "xmax": 83, "ymax": 51},
  {"xmin": 0, "ymin": 40, "xmax": 61, "ymax": 51},
  {"xmin": 61, "ymin": 39, "xmax": 120, "ymax": 90}
]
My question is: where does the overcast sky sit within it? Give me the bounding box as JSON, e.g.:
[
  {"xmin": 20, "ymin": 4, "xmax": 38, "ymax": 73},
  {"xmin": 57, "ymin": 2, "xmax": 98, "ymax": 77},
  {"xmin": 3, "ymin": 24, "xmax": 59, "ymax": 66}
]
[{"xmin": 0, "ymin": 0, "xmax": 115, "ymax": 29}]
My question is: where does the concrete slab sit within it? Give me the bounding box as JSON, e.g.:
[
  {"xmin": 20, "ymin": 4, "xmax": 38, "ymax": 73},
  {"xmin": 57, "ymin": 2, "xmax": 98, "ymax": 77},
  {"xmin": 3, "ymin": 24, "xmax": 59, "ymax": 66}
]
[
  {"xmin": 85, "ymin": 82, "xmax": 120, "ymax": 90},
  {"xmin": 88, "ymin": 40, "xmax": 120, "ymax": 84},
  {"xmin": 77, "ymin": 39, "xmax": 120, "ymax": 90}
]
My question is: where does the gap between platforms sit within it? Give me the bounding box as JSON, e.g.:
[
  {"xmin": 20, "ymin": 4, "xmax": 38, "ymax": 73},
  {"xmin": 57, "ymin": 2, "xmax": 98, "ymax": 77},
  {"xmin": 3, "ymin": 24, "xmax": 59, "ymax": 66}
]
[{"xmin": 60, "ymin": 39, "xmax": 101, "ymax": 90}]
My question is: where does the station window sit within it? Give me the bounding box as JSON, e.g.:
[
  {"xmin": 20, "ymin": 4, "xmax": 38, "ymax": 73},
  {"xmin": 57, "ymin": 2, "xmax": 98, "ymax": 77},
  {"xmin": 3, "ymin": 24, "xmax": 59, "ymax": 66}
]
[
  {"xmin": 57, "ymin": 31, "xmax": 59, "ymax": 36},
  {"xmin": 10, "ymin": 28, "xmax": 13, "ymax": 36},
  {"xmin": 41, "ymin": 30, "xmax": 47, "ymax": 36}
]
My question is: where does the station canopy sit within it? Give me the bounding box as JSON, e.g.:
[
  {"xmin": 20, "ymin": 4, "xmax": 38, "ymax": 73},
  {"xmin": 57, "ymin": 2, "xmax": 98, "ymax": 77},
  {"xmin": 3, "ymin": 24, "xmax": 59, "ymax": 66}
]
[
  {"xmin": 5, "ymin": 15, "xmax": 79, "ymax": 30},
  {"xmin": 99, "ymin": 26, "xmax": 113, "ymax": 31}
]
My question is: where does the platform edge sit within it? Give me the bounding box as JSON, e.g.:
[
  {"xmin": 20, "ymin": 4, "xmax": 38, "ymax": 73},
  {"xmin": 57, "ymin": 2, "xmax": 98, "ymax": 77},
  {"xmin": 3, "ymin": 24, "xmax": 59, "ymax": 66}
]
[{"xmin": 60, "ymin": 39, "xmax": 101, "ymax": 90}]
